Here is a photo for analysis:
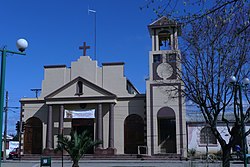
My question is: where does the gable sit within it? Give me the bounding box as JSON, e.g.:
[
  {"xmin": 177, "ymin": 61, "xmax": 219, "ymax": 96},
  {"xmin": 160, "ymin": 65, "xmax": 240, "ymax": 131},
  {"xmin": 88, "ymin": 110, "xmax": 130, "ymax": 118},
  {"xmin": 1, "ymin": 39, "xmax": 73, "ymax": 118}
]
[
  {"xmin": 148, "ymin": 16, "xmax": 182, "ymax": 35},
  {"xmin": 45, "ymin": 77, "xmax": 116, "ymax": 99},
  {"xmin": 148, "ymin": 16, "xmax": 179, "ymax": 28}
]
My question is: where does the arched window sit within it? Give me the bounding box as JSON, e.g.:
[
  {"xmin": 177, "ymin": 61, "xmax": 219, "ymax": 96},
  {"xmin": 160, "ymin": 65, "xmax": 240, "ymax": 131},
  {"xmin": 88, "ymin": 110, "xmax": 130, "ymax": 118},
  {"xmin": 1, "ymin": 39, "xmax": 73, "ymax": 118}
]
[
  {"xmin": 200, "ymin": 127, "xmax": 217, "ymax": 144},
  {"xmin": 76, "ymin": 81, "xmax": 83, "ymax": 95}
]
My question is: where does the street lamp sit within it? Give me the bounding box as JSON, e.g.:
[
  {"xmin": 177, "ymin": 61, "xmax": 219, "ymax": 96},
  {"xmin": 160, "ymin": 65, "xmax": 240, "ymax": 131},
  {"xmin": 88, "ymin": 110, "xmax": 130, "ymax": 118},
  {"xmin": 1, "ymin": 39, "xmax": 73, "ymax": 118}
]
[
  {"xmin": 0, "ymin": 39, "xmax": 28, "ymax": 166},
  {"xmin": 229, "ymin": 75, "xmax": 250, "ymax": 167}
]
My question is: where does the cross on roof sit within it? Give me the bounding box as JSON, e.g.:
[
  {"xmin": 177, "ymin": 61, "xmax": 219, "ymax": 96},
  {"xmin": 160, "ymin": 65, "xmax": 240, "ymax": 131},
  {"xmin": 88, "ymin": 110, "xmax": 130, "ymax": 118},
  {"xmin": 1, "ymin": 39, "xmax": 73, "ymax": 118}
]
[{"xmin": 79, "ymin": 42, "xmax": 90, "ymax": 56}]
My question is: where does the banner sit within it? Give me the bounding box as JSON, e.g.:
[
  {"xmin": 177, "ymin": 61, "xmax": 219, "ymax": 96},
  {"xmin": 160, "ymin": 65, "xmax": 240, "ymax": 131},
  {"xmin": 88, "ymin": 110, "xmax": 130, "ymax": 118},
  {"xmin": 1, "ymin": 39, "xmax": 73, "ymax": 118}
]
[{"xmin": 64, "ymin": 109, "xmax": 95, "ymax": 119}]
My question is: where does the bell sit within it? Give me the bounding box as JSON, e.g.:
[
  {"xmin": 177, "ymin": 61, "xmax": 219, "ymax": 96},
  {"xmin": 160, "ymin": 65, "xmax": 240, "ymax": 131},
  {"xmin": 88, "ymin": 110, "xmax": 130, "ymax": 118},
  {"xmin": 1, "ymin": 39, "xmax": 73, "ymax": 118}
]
[
  {"xmin": 164, "ymin": 40, "xmax": 167, "ymax": 47},
  {"xmin": 159, "ymin": 41, "xmax": 163, "ymax": 46}
]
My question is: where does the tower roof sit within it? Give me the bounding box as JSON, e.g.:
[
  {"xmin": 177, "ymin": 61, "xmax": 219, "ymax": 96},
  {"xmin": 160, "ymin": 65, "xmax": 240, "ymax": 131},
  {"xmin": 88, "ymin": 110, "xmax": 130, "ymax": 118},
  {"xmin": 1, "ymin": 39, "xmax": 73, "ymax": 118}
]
[
  {"xmin": 148, "ymin": 16, "xmax": 182, "ymax": 35},
  {"xmin": 148, "ymin": 16, "xmax": 180, "ymax": 28}
]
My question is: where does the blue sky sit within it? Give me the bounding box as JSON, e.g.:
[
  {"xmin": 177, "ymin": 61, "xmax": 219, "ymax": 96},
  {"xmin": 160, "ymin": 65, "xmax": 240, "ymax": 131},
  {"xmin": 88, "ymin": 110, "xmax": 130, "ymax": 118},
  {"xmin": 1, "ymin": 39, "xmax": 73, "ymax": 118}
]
[{"xmin": 0, "ymin": 0, "xmax": 158, "ymax": 134}]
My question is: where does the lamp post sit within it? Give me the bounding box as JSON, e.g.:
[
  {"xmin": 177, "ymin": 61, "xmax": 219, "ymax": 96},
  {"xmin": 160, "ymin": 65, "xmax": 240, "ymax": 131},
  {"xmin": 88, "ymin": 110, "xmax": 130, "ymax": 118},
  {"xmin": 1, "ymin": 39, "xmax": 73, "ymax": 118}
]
[
  {"xmin": 229, "ymin": 76, "xmax": 250, "ymax": 167},
  {"xmin": 0, "ymin": 39, "xmax": 28, "ymax": 166}
]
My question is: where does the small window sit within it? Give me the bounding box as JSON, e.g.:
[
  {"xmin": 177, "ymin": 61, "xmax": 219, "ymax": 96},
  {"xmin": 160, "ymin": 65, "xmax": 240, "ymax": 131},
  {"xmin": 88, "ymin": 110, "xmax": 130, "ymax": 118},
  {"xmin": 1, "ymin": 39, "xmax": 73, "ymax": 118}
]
[
  {"xmin": 167, "ymin": 53, "xmax": 176, "ymax": 62},
  {"xmin": 200, "ymin": 127, "xmax": 217, "ymax": 144},
  {"xmin": 153, "ymin": 54, "xmax": 162, "ymax": 63},
  {"xmin": 127, "ymin": 81, "xmax": 137, "ymax": 95},
  {"xmin": 76, "ymin": 81, "xmax": 83, "ymax": 95}
]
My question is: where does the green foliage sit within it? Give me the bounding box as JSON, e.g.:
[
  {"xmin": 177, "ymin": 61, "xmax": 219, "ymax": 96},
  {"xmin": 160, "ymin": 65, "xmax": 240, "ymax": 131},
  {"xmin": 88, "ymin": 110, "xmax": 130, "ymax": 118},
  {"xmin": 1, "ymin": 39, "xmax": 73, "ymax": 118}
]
[
  {"xmin": 9, "ymin": 133, "xmax": 19, "ymax": 141},
  {"xmin": 12, "ymin": 134, "xmax": 19, "ymax": 141},
  {"xmin": 56, "ymin": 130, "xmax": 102, "ymax": 167},
  {"xmin": 142, "ymin": 1, "xmax": 249, "ymax": 167},
  {"xmin": 188, "ymin": 148, "xmax": 196, "ymax": 157},
  {"xmin": 215, "ymin": 149, "xmax": 223, "ymax": 160}
]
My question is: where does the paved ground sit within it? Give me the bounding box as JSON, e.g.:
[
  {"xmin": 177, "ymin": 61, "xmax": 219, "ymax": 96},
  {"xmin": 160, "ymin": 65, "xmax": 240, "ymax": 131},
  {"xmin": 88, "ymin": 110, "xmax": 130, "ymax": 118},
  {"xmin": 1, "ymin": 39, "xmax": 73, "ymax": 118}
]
[{"xmin": 0, "ymin": 159, "xmax": 247, "ymax": 167}]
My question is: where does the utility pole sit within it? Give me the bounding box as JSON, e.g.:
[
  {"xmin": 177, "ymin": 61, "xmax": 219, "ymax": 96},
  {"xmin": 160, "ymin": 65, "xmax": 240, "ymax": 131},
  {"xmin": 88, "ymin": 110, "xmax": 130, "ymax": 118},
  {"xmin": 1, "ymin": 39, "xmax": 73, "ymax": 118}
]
[{"xmin": 3, "ymin": 91, "xmax": 8, "ymax": 161}]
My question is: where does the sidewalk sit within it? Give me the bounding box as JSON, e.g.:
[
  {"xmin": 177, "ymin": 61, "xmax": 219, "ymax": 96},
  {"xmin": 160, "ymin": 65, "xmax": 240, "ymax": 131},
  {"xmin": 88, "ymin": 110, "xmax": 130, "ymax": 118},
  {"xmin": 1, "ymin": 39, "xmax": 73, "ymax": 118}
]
[
  {"xmin": 1, "ymin": 159, "xmax": 248, "ymax": 167},
  {"xmin": 1, "ymin": 159, "xmax": 226, "ymax": 167}
]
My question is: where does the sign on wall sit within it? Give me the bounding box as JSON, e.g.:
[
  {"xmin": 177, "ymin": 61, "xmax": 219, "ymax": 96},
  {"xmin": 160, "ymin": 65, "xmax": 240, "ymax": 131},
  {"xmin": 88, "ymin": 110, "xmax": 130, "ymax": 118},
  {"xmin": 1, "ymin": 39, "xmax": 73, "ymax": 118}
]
[{"xmin": 64, "ymin": 109, "xmax": 95, "ymax": 119}]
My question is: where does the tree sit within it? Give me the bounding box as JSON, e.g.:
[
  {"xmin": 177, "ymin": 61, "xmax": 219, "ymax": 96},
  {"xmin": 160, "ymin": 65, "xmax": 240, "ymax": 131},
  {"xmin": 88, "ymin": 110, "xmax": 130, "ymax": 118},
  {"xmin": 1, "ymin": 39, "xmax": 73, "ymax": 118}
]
[
  {"xmin": 143, "ymin": 1, "xmax": 249, "ymax": 166},
  {"xmin": 182, "ymin": 2, "xmax": 250, "ymax": 167},
  {"xmin": 9, "ymin": 133, "xmax": 18, "ymax": 141},
  {"xmin": 141, "ymin": 0, "xmax": 249, "ymax": 33},
  {"xmin": 56, "ymin": 130, "xmax": 101, "ymax": 167},
  {"xmin": 178, "ymin": 6, "xmax": 249, "ymax": 167}
]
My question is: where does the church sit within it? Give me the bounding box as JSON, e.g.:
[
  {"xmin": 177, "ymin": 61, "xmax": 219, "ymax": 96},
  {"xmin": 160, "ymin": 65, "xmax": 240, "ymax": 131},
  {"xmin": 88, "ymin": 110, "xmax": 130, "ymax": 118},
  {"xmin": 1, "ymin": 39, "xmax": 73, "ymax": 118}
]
[{"xmin": 20, "ymin": 16, "xmax": 187, "ymax": 158}]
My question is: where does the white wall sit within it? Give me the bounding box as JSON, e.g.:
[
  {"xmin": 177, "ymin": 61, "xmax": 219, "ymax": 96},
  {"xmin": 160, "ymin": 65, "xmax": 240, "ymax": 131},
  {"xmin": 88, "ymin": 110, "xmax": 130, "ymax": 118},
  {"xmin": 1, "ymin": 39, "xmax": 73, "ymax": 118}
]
[{"xmin": 187, "ymin": 124, "xmax": 250, "ymax": 155}]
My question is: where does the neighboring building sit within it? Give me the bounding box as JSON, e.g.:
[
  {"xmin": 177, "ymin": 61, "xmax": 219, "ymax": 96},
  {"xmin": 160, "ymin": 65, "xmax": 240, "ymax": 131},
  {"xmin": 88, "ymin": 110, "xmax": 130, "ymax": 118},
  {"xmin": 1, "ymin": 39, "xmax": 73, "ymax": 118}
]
[
  {"xmin": 20, "ymin": 16, "xmax": 187, "ymax": 158},
  {"xmin": 1, "ymin": 135, "xmax": 19, "ymax": 158},
  {"xmin": 186, "ymin": 111, "xmax": 250, "ymax": 155}
]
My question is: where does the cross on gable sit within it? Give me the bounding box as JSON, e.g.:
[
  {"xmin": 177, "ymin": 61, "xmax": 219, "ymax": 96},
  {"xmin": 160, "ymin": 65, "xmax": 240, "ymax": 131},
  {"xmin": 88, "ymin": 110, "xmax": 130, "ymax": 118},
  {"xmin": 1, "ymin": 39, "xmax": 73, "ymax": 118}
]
[{"xmin": 79, "ymin": 42, "xmax": 90, "ymax": 56}]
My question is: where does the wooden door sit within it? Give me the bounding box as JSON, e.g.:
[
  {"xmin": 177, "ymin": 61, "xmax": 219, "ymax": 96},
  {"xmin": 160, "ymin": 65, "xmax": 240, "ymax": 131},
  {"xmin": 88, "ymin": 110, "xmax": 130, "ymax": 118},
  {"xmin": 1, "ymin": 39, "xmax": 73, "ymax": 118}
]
[{"xmin": 24, "ymin": 117, "xmax": 42, "ymax": 154}]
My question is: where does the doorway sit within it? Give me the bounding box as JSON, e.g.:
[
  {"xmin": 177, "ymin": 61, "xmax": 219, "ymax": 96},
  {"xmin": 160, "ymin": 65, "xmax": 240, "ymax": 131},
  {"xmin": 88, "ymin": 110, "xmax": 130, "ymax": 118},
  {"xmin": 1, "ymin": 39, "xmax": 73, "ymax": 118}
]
[
  {"xmin": 124, "ymin": 114, "xmax": 144, "ymax": 154},
  {"xmin": 157, "ymin": 107, "xmax": 176, "ymax": 153},
  {"xmin": 24, "ymin": 117, "xmax": 42, "ymax": 154},
  {"xmin": 72, "ymin": 118, "xmax": 94, "ymax": 153}
]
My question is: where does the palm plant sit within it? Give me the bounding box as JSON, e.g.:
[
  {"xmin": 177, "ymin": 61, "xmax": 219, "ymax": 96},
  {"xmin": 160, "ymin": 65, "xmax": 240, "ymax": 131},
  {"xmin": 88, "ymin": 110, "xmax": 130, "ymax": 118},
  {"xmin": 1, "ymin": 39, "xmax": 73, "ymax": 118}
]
[{"xmin": 57, "ymin": 130, "xmax": 102, "ymax": 167}]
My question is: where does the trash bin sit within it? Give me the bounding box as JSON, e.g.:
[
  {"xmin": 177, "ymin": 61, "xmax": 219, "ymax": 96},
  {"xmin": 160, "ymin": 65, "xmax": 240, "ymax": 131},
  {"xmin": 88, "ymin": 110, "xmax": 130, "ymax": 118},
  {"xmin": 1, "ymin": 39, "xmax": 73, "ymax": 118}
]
[{"xmin": 40, "ymin": 157, "xmax": 51, "ymax": 167}]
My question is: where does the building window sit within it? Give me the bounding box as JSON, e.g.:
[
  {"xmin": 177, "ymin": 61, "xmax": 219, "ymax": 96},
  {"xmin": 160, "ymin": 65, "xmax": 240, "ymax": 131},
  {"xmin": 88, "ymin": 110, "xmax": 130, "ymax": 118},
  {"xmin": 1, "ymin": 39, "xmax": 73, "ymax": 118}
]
[
  {"xmin": 200, "ymin": 127, "xmax": 217, "ymax": 144},
  {"xmin": 76, "ymin": 81, "xmax": 83, "ymax": 95},
  {"xmin": 153, "ymin": 54, "xmax": 162, "ymax": 63},
  {"xmin": 126, "ymin": 80, "xmax": 138, "ymax": 95},
  {"xmin": 167, "ymin": 53, "xmax": 176, "ymax": 62}
]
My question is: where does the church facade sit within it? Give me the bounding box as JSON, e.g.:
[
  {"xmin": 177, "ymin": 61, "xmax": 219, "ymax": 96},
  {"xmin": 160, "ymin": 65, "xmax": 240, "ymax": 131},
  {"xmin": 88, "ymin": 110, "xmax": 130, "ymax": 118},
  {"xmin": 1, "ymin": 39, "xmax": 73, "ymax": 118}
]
[{"xmin": 20, "ymin": 17, "xmax": 187, "ymax": 157}]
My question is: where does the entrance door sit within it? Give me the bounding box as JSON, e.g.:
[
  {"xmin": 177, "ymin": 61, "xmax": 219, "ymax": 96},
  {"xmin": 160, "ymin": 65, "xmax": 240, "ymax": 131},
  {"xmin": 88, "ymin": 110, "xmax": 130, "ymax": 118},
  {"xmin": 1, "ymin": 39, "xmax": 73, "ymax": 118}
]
[
  {"xmin": 157, "ymin": 107, "xmax": 176, "ymax": 153},
  {"xmin": 124, "ymin": 114, "xmax": 144, "ymax": 154},
  {"xmin": 72, "ymin": 119, "xmax": 94, "ymax": 153},
  {"xmin": 158, "ymin": 118, "xmax": 176, "ymax": 153},
  {"xmin": 24, "ymin": 117, "xmax": 42, "ymax": 154}
]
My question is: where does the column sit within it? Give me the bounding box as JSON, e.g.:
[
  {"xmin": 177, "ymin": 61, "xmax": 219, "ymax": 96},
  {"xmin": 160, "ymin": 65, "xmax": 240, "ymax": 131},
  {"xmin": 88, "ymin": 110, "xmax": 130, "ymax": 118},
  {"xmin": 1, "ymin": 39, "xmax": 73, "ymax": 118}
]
[
  {"xmin": 174, "ymin": 27, "xmax": 178, "ymax": 50},
  {"xmin": 46, "ymin": 105, "xmax": 53, "ymax": 150},
  {"xmin": 58, "ymin": 105, "xmax": 64, "ymax": 135},
  {"xmin": 96, "ymin": 103, "xmax": 103, "ymax": 148},
  {"xmin": 108, "ymin": 103, "xmax": 115, "ymax": 148}
]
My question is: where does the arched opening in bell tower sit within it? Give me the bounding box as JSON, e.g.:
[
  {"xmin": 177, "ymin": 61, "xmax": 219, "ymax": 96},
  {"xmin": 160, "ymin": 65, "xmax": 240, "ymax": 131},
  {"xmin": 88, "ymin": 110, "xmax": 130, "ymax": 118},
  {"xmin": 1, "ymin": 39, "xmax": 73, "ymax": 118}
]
[
  {"xmin": 157, "ymin": 107, "xmax": 176, "ymax": 153},
  {"xmin": 158, "ymin": 30, "xmax": 171, "ymax": 50}
]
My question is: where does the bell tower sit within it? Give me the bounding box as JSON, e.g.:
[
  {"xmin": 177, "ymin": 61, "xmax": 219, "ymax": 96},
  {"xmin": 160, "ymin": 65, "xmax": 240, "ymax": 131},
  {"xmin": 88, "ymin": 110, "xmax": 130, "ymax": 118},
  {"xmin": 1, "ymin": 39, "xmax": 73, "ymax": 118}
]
[{"xmin": 146, "ymin": 16, "xmax": 187, "ymax": 157}]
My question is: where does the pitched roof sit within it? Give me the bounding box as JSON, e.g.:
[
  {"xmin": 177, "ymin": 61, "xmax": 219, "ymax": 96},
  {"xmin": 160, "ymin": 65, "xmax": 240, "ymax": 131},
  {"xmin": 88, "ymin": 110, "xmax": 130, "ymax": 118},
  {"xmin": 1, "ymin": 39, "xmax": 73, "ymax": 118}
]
[
  {"xmin": 148, "ymin": 16, "xmax": 181, "ymax": 29},
  {"xmin": 186, "ymin": 110, "xmax": 240, "ymax": 123}
]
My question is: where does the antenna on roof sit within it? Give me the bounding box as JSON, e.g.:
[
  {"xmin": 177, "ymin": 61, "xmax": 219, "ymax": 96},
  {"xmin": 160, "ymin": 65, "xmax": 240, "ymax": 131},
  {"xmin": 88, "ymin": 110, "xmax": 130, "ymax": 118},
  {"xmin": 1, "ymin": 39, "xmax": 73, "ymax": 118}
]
[
  {"xmin": 88, "ymin": 7, "xmax": 97, "ymax": 61},
  {"xmin": 31, "ymin": 88, "xmax": 41, "ymax": 98}
]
